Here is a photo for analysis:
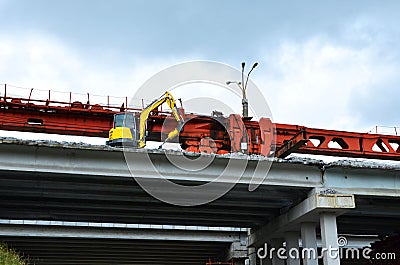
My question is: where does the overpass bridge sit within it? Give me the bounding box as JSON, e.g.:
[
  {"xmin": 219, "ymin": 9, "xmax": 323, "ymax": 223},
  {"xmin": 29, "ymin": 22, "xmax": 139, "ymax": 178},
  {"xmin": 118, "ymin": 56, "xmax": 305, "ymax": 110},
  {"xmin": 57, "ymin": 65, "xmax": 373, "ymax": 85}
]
[{"xmin": 0, "ymin": 138, "xmax": 399, "ymax": 265}]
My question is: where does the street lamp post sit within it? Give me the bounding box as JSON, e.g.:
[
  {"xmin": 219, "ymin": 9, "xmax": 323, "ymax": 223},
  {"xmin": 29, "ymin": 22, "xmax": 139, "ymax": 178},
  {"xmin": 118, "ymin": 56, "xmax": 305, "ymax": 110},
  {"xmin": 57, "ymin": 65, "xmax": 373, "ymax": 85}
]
[{"xmin": 226, "ymin": 62, "xmax": 258, "ymax": 118}]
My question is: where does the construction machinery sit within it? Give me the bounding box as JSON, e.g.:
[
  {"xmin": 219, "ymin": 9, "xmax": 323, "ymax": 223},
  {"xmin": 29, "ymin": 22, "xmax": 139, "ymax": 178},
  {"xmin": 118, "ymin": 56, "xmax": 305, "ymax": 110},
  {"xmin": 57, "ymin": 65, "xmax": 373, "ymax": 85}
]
[
  {"xmin": 1, "ymin": 83, "xmax": 400, "ymax": 160},
  {"xmin": 107, "ymin": 92, "xmax": 184, "ymax": 148}
]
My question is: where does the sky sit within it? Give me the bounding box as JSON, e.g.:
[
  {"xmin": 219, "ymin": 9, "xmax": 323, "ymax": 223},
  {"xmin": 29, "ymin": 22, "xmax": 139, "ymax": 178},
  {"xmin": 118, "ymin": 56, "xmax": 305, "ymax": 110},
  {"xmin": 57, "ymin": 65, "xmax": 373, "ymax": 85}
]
[{"xmin": 1, "ymin": 0, "xmax": 400, "ymax": 143}]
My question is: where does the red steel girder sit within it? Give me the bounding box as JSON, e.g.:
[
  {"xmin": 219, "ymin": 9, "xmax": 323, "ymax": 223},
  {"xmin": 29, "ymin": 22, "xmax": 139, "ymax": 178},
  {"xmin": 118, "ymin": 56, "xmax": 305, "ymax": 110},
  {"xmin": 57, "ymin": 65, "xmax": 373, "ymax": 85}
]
[
  {"xmin": 275, "ymin": 123, "xmax": 400, "ymax": 160},
  {"xmin": 1, "ymin": 86, "xmax": 400, "ymax": 160}
]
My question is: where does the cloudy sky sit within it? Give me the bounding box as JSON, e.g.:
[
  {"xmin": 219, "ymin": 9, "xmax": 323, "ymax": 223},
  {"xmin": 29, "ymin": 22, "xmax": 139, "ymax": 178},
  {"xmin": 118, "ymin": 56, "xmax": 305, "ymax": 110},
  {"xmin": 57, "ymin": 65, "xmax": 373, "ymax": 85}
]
[{"xmin": 1, "ymin": 0, "xmax": 399, "ymax": 142}]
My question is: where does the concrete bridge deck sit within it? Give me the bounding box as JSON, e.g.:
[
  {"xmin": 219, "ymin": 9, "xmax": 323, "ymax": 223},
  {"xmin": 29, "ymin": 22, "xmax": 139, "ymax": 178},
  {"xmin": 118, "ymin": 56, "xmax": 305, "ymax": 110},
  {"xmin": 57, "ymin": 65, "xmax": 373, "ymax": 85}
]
[{"xmin": 0, "ymin": 139, "xmax": 399, "ymax": 265}]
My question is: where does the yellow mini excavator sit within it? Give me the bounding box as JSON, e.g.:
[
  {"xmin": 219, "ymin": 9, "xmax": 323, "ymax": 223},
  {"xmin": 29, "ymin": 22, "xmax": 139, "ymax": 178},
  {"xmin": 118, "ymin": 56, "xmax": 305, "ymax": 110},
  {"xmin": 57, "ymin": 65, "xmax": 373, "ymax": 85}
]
[{"xmin": 107, "ymin": 92, "xmax": 184, "ymax": 148}]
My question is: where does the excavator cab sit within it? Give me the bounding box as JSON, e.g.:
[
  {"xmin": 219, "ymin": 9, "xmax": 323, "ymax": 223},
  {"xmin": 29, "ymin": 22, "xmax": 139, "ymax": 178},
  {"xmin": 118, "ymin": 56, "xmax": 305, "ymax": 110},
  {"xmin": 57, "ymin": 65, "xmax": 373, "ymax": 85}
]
[{"xmin": 107, "ymin": 112, "xmax": 140, "ymax": 147}]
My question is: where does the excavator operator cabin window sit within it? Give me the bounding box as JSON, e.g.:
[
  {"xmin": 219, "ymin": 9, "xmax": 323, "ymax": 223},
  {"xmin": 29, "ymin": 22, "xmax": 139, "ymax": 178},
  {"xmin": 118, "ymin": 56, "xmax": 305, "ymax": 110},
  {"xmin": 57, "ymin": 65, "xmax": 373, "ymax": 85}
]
[{"xmin": 114, "ymin": 113, "xmax": 134, "ymax": 128}]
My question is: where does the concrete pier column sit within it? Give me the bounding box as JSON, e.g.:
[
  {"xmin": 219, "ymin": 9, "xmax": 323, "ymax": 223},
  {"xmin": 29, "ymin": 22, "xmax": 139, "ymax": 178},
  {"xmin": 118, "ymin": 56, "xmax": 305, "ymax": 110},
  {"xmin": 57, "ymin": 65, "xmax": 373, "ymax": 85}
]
[
  {"xmin": 285, "ymin": 232, "xmax": 300, "ymax": 265},
  {"xmin": 248, "ymin": 247, "xmax": 257, "ymax": 265},
  {"xmin": 320, "ymin": 212, "xmax": 340, "ymax": 265},
  {"xmin": 270, "ymin": 238, "xmax": 285, "ymax": 265},
  {"xmin": 301, "ymin": 222, "xmax": 318, "ymax": 265}
]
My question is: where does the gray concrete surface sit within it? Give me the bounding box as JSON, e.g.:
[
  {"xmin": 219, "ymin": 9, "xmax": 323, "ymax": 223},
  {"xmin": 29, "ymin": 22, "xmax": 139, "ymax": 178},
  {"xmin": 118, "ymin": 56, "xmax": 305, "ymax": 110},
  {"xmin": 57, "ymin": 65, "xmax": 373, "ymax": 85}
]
[{"xmin": 0, "ymin": 139, "xmax": 399, "ymax": 265}]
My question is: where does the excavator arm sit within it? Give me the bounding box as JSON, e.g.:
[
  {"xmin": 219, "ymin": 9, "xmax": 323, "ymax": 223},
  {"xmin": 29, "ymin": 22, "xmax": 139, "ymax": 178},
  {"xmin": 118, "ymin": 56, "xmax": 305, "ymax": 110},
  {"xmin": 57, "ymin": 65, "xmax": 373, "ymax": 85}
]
[{"xmin": 138, "ymin": 92, "xmax": 184, "ymax": 148}]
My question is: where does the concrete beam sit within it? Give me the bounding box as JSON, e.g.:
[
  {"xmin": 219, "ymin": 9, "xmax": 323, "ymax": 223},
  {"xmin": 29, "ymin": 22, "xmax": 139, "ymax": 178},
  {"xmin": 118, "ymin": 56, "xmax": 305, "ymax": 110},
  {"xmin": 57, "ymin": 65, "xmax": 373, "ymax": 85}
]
[
  {"xmin": 249, "ymin": 192, "xmax": 355, "ymax": 247},
  {"xmin": 0, "ymin": 224, "xmax": 243, "ymax": 242},
  {"xmin": 0, "ymin": 140, "xmax": 399, "ymax": 196},
  {"xmin": 0, "ymin": 140, "xmax": 323, "ymax": 187},
  {"xmin": 321, "ymin": 165, "xmax": 400, "ymax": 197},
  {"xmin": 0, "ymin": 219, "xmax": 246, "ymax": 232}
]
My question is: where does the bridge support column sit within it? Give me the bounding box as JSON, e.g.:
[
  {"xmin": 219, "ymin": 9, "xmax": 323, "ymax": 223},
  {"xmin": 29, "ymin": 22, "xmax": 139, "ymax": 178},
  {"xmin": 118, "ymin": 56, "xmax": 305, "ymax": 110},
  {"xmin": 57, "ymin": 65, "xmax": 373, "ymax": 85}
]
[
  {"xmin": 248, "ymin": 247, "xmax": 257, "ymax": 265},
  {"xmin": 320, "ymin": 212, "xmax": 340, "ymax": 265},
  {"xmin": 301, "ymin": 222, "xmax": 318, "ymax": 265},
  {"xmin": 285, "ymin": 232, "xmax": 300, "ymax": 265},
  {"xmin": 228, "ymin": 241, "xmax": 247, "ymax": 265},
  {"xmin": 271, "ymin": 238, "xmax": 285, "ymax": 265},
  {"xmin": 248, "ymin": 192, "xmax": 354, "ymax": 265}
]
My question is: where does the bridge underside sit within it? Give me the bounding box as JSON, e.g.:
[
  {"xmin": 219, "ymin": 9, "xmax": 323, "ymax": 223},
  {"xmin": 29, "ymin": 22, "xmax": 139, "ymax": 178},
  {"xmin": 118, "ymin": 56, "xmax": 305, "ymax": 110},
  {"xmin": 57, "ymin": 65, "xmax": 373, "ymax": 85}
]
[
  {"xmin": 1, "ymin": 236, "xmax": 230, "ymax": 265},
  {"xmin": 1, "ymin": 169, "xmax": 400, "ymax": 234},
  {"xmin": 0, "ymin": 170, "xmax": 311, "ymax": 228}
]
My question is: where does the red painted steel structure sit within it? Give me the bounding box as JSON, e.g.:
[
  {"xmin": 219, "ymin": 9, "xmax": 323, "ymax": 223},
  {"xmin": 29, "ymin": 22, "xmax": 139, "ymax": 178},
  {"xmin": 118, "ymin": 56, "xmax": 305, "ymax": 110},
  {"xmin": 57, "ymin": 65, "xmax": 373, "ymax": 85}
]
[{"xmin": 1, "ymin": 84, "xmax": 400, "ymax": 160}]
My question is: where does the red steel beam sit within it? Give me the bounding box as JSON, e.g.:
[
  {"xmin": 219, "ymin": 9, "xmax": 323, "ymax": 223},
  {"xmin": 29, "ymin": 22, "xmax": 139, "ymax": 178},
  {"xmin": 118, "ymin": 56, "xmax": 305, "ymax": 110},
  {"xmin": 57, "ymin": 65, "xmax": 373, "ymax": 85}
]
[
  {"xmin": 1, "ymin": 88, "xmax": 400, "ymax": 160},
  {"xmin": 274, "ymin": 123, "xmax": 400, "ymax": 160}
]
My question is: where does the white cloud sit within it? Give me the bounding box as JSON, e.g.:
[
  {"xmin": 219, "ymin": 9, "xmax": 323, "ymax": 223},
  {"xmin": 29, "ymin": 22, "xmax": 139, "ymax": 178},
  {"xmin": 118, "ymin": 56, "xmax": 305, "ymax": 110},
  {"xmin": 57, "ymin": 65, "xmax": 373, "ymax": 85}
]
[
  {"xmin": 257, "ymin": 31, "xmax": 399, "ymax": 132},
  {"xmin": 1, "ymin": 22, "xmax": 399, "ymax": 145},
  {"xmin": 0, "ymin": 33, "xmax": 181, "ymax": 96},
  {"xmin": 0, "ymin": 32, "xmax": 186, "ymax": 143}
]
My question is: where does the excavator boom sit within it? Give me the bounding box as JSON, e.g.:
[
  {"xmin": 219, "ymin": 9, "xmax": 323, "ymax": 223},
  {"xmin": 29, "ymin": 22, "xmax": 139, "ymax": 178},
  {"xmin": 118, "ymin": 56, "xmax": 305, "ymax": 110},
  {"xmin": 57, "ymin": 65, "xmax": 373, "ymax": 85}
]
[{"xmin": 138, "ymin": 92, "xmax": 184, "ymax": 148}]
